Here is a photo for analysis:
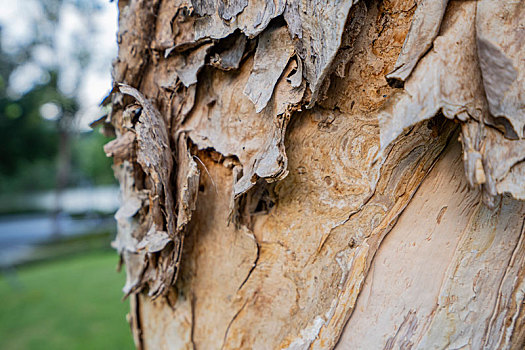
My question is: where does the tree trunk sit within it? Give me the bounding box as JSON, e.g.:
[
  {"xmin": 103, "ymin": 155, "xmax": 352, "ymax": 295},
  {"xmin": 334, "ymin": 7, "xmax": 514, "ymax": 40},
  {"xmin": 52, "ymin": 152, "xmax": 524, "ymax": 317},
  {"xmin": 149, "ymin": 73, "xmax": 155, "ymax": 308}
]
[{"xmin": 104, "ymin": 0, "xmax": 525, "ymax": 348}]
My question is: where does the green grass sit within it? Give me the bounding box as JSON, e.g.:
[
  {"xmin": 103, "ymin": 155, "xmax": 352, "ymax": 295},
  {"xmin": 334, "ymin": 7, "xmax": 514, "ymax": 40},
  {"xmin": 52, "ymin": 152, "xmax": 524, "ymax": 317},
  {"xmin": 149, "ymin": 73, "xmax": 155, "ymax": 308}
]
[{"xmin": 0, "ymin": 251, "xmax": 134, "ymax": 350}]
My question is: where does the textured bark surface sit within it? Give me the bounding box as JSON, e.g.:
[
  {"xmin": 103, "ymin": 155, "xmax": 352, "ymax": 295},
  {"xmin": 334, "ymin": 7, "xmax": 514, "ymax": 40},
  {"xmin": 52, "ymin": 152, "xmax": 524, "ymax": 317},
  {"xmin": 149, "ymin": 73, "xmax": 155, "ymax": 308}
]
[
  {"xmin": 104, "ymin": 0, "xmax": 525, "ymax": 348},
  {"xmin": 339, "ymin": 140, "xmax": 525, "ymax": 349}
]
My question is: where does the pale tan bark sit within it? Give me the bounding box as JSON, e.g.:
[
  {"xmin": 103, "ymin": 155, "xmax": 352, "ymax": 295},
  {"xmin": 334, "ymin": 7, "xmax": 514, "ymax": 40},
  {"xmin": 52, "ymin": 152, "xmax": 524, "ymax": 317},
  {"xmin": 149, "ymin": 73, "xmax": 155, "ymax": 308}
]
[{"xmin": 104, "ymin": 0, "xmax": 525, "ymax": 349}]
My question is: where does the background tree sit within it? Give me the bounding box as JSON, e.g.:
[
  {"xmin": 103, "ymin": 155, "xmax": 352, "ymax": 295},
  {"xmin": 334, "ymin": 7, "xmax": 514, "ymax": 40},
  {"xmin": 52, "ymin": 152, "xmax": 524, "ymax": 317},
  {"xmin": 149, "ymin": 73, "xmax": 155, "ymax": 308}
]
[
  {"xmin": 0, "ymin": 0, "xmax": 116, "ymax": 196},
  {"xmin": 107, "ymin": 0, "xmax": 525, "ymax": 349}
]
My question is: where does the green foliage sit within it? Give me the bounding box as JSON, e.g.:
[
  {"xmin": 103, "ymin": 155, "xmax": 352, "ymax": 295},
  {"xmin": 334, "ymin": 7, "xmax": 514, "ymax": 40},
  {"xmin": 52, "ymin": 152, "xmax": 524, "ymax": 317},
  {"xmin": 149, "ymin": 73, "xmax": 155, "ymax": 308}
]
[
  {"xmin": 70, "ymin": 129, "xmax": 116, "ymax": 187},
  {"xmin": 0, "ymin": 72, "xmax": 64, "ymax": 187},
  {"xmin": 0, "ymin": 158, "xmax": 58, "ymax": 194},
  {"xmin": 0, "ymin": 252, "xmax": 134, "ymax": 350}
]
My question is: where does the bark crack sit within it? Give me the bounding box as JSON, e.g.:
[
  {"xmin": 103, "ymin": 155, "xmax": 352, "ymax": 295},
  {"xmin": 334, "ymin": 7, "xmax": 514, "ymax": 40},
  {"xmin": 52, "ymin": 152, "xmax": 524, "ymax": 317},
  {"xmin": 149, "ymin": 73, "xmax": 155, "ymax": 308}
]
[
  {"xmin": 237, "ymin": 236, "xmax": 260, "ymax": 293},
  {"xmin": 221, "ymin": 298, "xmax": 250, "ymax": 350}
]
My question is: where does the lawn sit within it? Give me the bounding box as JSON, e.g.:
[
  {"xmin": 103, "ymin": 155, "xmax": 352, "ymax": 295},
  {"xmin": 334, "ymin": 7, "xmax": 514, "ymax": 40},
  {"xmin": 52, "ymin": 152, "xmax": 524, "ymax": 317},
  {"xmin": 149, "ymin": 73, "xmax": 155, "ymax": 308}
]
[{"xmin": 0, "ymin": 251, "xmax": 134, "ymax": 349}]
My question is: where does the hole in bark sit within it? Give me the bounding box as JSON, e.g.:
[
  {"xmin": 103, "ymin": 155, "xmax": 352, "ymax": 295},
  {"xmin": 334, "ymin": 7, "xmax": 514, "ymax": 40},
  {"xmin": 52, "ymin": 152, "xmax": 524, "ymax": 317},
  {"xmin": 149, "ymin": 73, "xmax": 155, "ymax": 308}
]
[{"xmin": 386, "ymin": 77, "xmax": 405, "ymax": 88}]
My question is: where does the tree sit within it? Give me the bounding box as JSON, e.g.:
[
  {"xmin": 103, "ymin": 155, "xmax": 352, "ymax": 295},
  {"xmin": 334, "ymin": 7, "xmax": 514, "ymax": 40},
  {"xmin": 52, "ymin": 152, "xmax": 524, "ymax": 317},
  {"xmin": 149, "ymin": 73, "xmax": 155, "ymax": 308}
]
[{"xmin": 105, "ymin": 0, "xmax": 525, "ymax": 348}]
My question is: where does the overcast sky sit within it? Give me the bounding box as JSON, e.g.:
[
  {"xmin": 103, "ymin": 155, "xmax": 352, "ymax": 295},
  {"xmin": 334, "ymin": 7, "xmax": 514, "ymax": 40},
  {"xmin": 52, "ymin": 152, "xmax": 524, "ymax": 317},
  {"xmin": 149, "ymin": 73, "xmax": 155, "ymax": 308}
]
[{"xmin": 0, "ymin": 0, "xmax": 118, "ymax": 130}]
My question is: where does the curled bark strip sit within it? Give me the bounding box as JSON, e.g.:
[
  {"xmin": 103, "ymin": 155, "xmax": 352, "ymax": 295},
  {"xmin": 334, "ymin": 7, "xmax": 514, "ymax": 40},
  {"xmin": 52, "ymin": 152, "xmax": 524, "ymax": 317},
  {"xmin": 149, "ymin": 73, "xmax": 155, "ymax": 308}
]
[
  {"xmin": 386, "ymin": 0, "xmax": 448, "ymax": 84},
  {"xmin": 109, "ymin": 84, "xmax": 195, "ymax": 298},
  {"xmin": 244, "ymin": 24, "xmax": 295, "ymax": 113},
  {"xmin": 175, "ymin": 133, "xmax": 200, "ymax": 232},
  {"xmin": 119, "ymin": 84, "xmax": 176, "ymax": 238}
]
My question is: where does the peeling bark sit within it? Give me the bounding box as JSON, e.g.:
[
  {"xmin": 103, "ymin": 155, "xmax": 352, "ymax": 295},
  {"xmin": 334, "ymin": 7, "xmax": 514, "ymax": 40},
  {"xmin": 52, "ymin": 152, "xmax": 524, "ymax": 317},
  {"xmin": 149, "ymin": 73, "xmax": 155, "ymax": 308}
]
[
  {"xmin": 106, "ymin": 0, "xmax": 525, "ymax": 348},
  {"xmin": 243, "ymin": 23, "xmax": 295, "ymax": 113},
  {"xmin": 386, "ymin": 0, "xmax": 448, "ymax": 83}
]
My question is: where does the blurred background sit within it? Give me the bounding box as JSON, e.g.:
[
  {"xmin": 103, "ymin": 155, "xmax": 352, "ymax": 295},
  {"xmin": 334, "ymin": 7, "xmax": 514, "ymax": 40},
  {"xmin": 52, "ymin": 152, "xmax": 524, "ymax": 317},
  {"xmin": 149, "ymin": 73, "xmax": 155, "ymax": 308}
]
[{"xmin": 0, "ymin": 0, "xmax": 133, "ymax": 348}]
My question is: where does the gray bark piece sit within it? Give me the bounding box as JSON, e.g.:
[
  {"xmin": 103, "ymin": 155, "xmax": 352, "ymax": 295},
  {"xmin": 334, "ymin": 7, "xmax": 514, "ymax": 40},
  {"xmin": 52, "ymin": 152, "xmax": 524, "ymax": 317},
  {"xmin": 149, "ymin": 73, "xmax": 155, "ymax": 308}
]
[
  {"xmin": 386, "ymin": 0, "xmax": 448, "ymax": 83},
  {"xmin": 484, "ymin": 130, "xmax": 525, "ymax": 185},
  {"xmin": 194, "ymin": 0, "xmax": 286, "ymax": 40},
  {"xmin": 218, "ymin": 0, "xmax": 248, "ymax": 21},
  {"xmin": 120, "ymin": 84, "xmax": 175, "ymax": 234},
  {"xmin": 191, "ymin": 0, "xmax": 216, "ymax": 16},
  {"xmin": 476, "ymin": 0, "xmax": 525, "ymax": 138},
  {"xmin": 293, "ymin": 0, "xmax": 360, "ymax": 106},
  {"xmin": 210, "ymin": 34, "xmax": 247, "ymax": 71},
  {"xmin": 497, "ymin": 162, "xmax": 525, "ymax": 200},
  {"xmin": 481, "ymin": 127, "xmax": 525, "ymax": 202},
  {"xmin": 283, "ymin": 1, "xmax": 302, "ymax": 39},
  {"xmin": 110, "ymin": 161, "xmax": 149, "ymax": 296},
  {"xmin": 170, "ymin": 42, "xmax": 214, "ymax": 87},
  {"xmin": 183, "ymin": 59, "xmax": 275, "ymax": 175},
  {"xmin": 244, "ymin": 24, "xmax": 295, "ymax": 113},
  {"xmin": 235, "ymin": 59, "xmax": 305, "ymax": 196},
  {"xmin": 175, "ymin": 133, "xmax": 200, "ymax": 232},
  {"xmin": 122, "ymin": 250, "xmax": 147, "ymax": 296},
  {"xmin": 233, "ymin": 113, "xmax": 290, "ymax": 196},
  {"xmin": 459, "ymin": 110, "xmax": 525, "ymax": 207},
  {"xmin": 136, "ymin": 227, "xmax": 172, "ymax": 253},
  {"xmin": 111, "ymin": 161, "xmax": 143, "ymax": 255}
]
